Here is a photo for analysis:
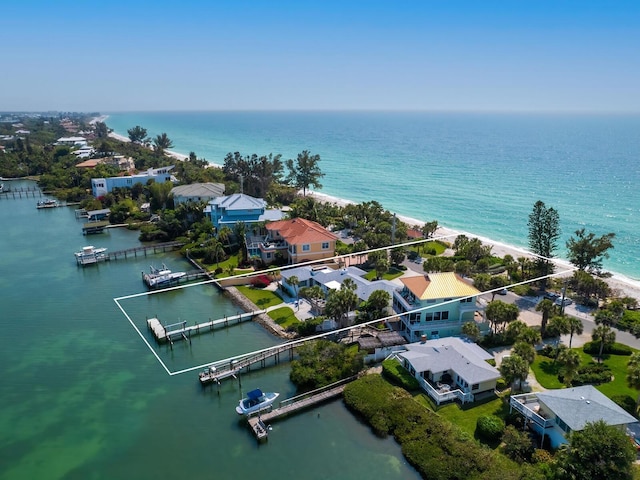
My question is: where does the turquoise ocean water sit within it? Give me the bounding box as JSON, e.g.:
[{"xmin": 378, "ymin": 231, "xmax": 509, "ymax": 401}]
[{"xmin": 106, "ymin": 111, "xmax": 640, "ymax": 283}]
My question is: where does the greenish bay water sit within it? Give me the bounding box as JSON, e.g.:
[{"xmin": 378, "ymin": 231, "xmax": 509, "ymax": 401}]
[
  {"xmin": 106, "ymin": 111, "xmax": 640, "ymax": 285},
  {"xmin": 0, "ymin": 185, "xmax": 418, "ymax": 480}
]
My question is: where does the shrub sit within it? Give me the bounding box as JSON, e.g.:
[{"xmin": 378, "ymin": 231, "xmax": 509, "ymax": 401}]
[
  {"xmin": 495, "ymin": 378, "xmax": 508, "ymax": 391},
  {"xmin": 583, "ymin": 341, "xmax": 632, "ymax": 356},
  {"xmin": 570, "ymin": 363, "xmax": 612, "ymax": 386},
  {"xmin": 475, "ymin": 415, "xmax": 505, "ymax": 442},
  {"xmin": 250, "ymin": 274, "xmax": 271, "ymax": 288},
  {"xmin": 485, "ymin": 358, "xmax": 496, "ymax": 367},
  {"xmin": 381, "ymin": 358, "xmax": 420, "ymax": 391},
  {"xmin": 502, "ymin": 425, "xmax": 535, "ymax": 463},
  {"xmin": 612, "ymin": 395, "xmax": 637, "ymax": 416}
]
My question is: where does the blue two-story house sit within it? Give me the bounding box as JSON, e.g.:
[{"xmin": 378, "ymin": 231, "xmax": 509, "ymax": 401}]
[
  {"xmin": 392, "ymin": 271, "xmax": 488, "ymax": 342},
  {"xmin": 204, "ymin": 193, "xmax": 284, "ymax": 231}
]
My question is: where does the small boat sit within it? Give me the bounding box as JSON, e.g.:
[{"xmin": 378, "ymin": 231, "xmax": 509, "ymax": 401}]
[
  {"xmin": 37, "ymin": 199, "xmax": 59, "ymax": 209},
  {"xmin": 235, "ymin": 388, "xmax": 279, "ymax": 415},
  {"xmin": 75, "ymin": 245, "xmax": 108, "ymax": 265},
  {"xmin": 143, "ymin": 264, "xmax": 186, "ymax": 288}
]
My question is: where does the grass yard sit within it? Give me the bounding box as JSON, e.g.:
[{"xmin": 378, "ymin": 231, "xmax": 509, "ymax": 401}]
[
  {"xmin": 531, "ymin": 347, "xmax": 639, "ymax": 400},
  {"xmin": 436, "ymin": 395, "xmax": 509, "ymax": 439},
  {"xmin": 268, "ymin": 306, "xmax": 300, "ymax": 329},
  {"xmin": 363, "ymin": 267, "xmax": 405, "ymax": 281},
  {"xmin": 236, "ymin": 285, "xmax": 283, "ymax": 309}
]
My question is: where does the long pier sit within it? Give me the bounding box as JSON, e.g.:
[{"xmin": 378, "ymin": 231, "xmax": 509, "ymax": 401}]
[
  {"xmin": 147, "ymin": 310, "xmax": 268, "ymax": 345},
  {"xmin": 198, "ymin": 343, "xmax": 297, "ymax": 385},
  {"xmin": 245, "ymin": 377, "xmax": 358, "ymax": 440},
  {"xmin": 108, "ymin": 241, "xmax": 185, "ymax": 260}
]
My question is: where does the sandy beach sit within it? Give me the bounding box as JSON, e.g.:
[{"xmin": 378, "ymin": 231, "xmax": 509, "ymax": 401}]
[{"xmin": 306, "ymin": 190, "xmax": 640, "ymax": 302}]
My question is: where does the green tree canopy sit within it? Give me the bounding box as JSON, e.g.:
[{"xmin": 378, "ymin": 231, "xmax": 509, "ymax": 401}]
[
  {"xmin": 285, "ymin": 150, "xmax": 324, "ymax": 196},
  {"xmin": 127, "ymin": 125, "xmax": 148, "ymax": 144},
  {"xmin": 527, "ymin": 200, "xmax": 560, "ymax": 283},
  {"xmin": 566, "ymin": 228, "xmax": 615, "ymax": 273},
  {"xmin": 153, "ymin": 132, "xmax": 174, "ymax": 156},
  {"xmin": 554, "ymin": 420, "xmax": 636, "ymax": 480}
]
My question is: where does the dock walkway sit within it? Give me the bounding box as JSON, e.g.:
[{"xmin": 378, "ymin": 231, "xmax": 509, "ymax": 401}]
[
  {"xmin": 245, "ymin": 377, "xmax": 358, "ymax": 440},
  {"xmin": 108, "ymin": 241, "xmax": 185, "ymax": 260}
]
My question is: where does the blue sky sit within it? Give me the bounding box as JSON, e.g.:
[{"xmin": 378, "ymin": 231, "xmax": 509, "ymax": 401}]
[{"xmin": 1, "ymin": 1, "xmax": 639, "ymax": 112}]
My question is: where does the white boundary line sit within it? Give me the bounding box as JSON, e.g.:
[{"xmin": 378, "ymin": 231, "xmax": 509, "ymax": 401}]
[{"xmin": 113, "ymin": 235, "xmax": 577, "ymax": 377}]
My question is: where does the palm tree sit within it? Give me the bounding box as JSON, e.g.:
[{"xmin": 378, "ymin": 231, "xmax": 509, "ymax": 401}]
[
  {"xmin": 153, "ymin": 132, "xmax": 174, "ymax": 156},
  {"xmin": 232, "ymin": 221, "xmax": 247, "ymax": 265},
  {"xmin": 216, "ymin": 226, "xmax": 233, "ymax": 247},
  {"xmin": 558, "ymin": 349, "xmax": 581, "ymax": 386},
  {"xmin": 212, "ymin": 241, "xmax": 225, "ymax": 268},
  {"xmin": 592, "ymin": 324, "xmax": 616, "ymax": 363},
  {"xmin": 288, "ymin": 275, "xmax": 299, "ymax": 307},
  {"xmin": 626, "ymin": 353, "xmax": 640, "ymax": 413},
  {"xmin": 513, "ymin": 341, "xmax": 536, "ymax": 365},
  {"xmin": 535, "ymin": 299, "xmax": 555, "ymax": 336},
  {"xmin": 567, "ymin": 316, "xmax": 584, "ymax": 349},
  {"xmin": 461, "ymin": 321, "xmax": 481, "ymax": 342}
]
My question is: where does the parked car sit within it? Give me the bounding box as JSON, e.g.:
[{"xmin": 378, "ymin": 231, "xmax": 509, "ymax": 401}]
[
  {"xmin": 497, "ymin": 288, "xmax": 508, "ymax": 295},
  {"xmin": 544, "ymin": 292, "xmax": 559, "ymax": 301},
  {"xmin": 554, "ymin": 297, "xmax": 573, "ymax": 307}
]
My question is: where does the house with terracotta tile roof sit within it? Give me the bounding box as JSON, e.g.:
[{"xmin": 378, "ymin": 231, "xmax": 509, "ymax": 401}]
[
  {"xmin": 392, "ymin": 271, "xmax": 488, "ymax": 342},
  {"xmin": 249, "ymin": 218, "xmax": 338, "ymax": 265}
]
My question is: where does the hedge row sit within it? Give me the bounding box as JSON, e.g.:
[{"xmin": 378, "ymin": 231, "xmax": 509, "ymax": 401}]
[
  {"xmin": 582, "ymin": 341, "xmax": 633, "ymax": 356},
  {"xmin": 343, "ymin": 375, "xmax": 540, "ymax": 480}
]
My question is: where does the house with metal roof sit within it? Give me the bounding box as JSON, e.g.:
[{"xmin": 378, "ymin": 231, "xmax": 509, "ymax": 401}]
[
  {"xmin": 204, "ymin": 193, "xmax": 284, "ymax": 230},
  {"xmin": 171, "ymin": 183, "xmax": 225, "ymax": 206},
  {"xmin": 392, "ymin": 271, "xmax": 488, "ymax": 342},
  {"xmin": 396, "ymin": 336, "xmax": 500, "ymax": 405},
  {"xmin": 510, "ymin": 385, "xmax": 638, "ymax": 448}
]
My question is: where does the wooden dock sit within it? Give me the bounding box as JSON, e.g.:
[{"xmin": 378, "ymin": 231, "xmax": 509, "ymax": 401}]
[
  {"xmin": 245, "ymin": 377, "xmax": 358, "ymax": 440},
  {"xmin": 108, "ymin": 241, "xmax": 186, "ymax": 260},
  {"xmin": 198, "ymin": 343, "xmax": 297, "ymax": 385},
  {"xmin": 147, "ymin": 310, "xmax": 266, "ymax": 345}
]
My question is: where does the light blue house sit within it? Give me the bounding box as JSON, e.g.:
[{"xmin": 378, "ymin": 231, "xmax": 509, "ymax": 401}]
[
  {"xmin": 392, "ymin": 272, "xmax": 488, "ymax": 342},
  {"xmin": 204, "ymin": 193, "xmax": 284, "ymax": 231},
  {"xmin": 91, "ymin": 166, "xmax": 175, "ymax": 198},
  {"xmin": 510, "ymin": 385, "xmax": 638, "ymax": 448}
]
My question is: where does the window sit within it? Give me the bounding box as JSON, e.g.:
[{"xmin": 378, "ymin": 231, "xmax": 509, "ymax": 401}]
[
  {"xmin": 472, "ymin": 384, "xmax": 479, "ymax": 391},
  {"xmin": 433, "ymin": 312, "xmax": 441, "ymax": 321},
  {"xmin": 441, "ymin": 311, "xmax": 449, "ymax": 320},
  {"xmin": 556, "ymin": 417, "xmax": 570, "ymax": 433},
  {"xmin": 266, "ymin": 253, "xmax": 272, "ymax": 259},
  {"xmin": 302, "ymin": 244, "xmax": 310, "ymax": 252},
  {"xmin": 424, "ymin": 313, "xmax": 432, "ymax": 322},
  {"xmin": 408, "ymin": 312, "xmax": 420, "ymax": 323},
  {"xmin": 322, "ymin": 242, "xmax": 329, "ymax": 249}
]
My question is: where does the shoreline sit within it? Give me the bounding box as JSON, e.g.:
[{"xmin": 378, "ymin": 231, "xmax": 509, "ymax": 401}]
[
  {"xmin": 103, "ymin": 121, "xmax": 639, "ymax": 301},
  {"xmin": 306, "ymin": 190, "xmax": 640, "ymax": 302}
]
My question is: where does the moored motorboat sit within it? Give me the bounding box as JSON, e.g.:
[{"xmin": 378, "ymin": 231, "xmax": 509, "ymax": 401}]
[
  {"xmin": 37, "ymin": 199, "xmax": 59, "ymax": 209},
  {"xmin": 74, "ymin": 245, "xmax": 108, "ymax": 265},
  {"xmin": 235, "ymin": 388, "xmax": 279, "ymax": 415},
  {"xmin": 143, "ymin": 264, "xmax": 186, "ymax": 288}
]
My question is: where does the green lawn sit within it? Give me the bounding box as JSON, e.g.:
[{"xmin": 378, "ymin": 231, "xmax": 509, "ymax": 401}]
[
  {"xmin": 531, "ymin": 347, "xmax": 639, "ymax": 400},
  {"xmin": 437, "ymin": 395, "xmax": 509, "ymax": 438},
  {"xmin": 268, "ymin": 306, "xmax": 300, "ymax": 329},
  {"xmin": 408, "ymin": 241, "xmax": 447, "ymax": 256},
  {"xmin": 236, "ymin": 285, "xmax": 283, "ymax": 309},
  {"xmin": 363, "ymin": 267, "xmax": 405, "ymax": 281}
]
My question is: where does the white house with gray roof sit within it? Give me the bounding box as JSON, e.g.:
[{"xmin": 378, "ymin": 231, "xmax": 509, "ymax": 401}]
[
  {"xmin": 510, "ymin": 385, "xmax": 638, "ymax": 448},
  {"xmin": 280, "ymin": 265, "xmax": 397, "ymax": 304},
  {"xmin": 171, "ymin": 183, "xmax": 225, "ymax": 205},
  {"xmin": 396, "ymin": 336, "xmax": 500, "ymax": 405}
]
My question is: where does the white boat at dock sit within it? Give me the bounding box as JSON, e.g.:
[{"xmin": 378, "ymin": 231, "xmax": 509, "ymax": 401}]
[
  {"xmin": 235, "ymin": 389, "xmax": 279, "ymax": 415},
  {"xmin": 37, "ymin": 199, "xmax": 59, "ymax": 209},
  {"xmin": 75, "ymin": 245, "xmax": 108, "ymax": 265},
  {"xmin": 143, "ymin": 264, "xmax": 186, "ymax": 288}
]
